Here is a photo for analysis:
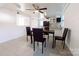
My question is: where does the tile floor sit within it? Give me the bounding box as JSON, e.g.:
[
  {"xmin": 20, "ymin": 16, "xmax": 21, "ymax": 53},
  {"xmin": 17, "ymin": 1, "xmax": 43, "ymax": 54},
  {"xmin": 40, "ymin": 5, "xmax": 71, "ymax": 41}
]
[{"xmin": 0, "ymin": 35, "xmax": 72, "ymax": 56}]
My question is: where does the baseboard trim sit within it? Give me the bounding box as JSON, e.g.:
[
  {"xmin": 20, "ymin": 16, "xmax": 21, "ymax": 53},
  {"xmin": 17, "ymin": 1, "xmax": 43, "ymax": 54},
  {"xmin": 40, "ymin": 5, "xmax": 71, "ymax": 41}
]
[
  {"xmin": 0, "ymin": 35, "xmax": 25, "ymax": 43},
  {"xmin": 66, "ymin": 44, "xmax": 73, "ymax": 56}
]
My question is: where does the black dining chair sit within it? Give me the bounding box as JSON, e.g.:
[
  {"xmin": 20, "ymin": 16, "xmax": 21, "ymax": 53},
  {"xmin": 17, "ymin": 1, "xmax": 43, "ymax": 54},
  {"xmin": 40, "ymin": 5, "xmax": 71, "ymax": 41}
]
[
  {"xmin": 54, "ymin": 28, "xmax": 68, "ymax": 49},
  {"xmin": 26, "ymin": 27, "xmax": 32, "ymax": 44},
  {"xmin": 33, "ymin": 28, "xmax": 46, "ymax": 53}
]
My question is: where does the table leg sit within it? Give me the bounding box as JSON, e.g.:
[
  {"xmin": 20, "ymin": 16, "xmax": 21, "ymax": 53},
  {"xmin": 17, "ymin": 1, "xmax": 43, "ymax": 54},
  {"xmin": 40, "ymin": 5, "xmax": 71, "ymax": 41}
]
[
  {"xmin": 48, "ymin": 34, "xmax": 49, "ymax": 40},
  {"xmin": 52, "ymin": 33, "xmax": 55, "ymax": 48}
]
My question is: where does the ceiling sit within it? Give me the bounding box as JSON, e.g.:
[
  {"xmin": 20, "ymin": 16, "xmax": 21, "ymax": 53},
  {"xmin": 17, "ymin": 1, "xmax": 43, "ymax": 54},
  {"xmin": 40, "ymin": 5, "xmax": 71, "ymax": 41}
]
[
  {"xmin": 0, "ymin": 3, "xmax": 66, "ymax": 17},
  {"xmin": 0, "ymin": 3, "xmax": 16, "ymax": 11},
  {"xmin": 36, "ymin": 3, "xmax": 65, "ymax": 16}
]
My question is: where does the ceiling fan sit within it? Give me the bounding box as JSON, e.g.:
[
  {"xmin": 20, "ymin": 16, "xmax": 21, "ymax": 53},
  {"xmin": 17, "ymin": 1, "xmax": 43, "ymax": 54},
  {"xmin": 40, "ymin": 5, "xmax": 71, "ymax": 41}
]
[
  {"xmin": 26, "ymin": 4, "xmax": 47, "ymax": 14},
  {"xmin": 16, "ymin": 3, "xmax": 23, "ymax": 14},
  {"xmin": 16, "ymin": 3, "xmax": 49, "ymax": 19},
  {"xmin": 26, "ymin": 4, "xmax": 50, "ymax": 19}
]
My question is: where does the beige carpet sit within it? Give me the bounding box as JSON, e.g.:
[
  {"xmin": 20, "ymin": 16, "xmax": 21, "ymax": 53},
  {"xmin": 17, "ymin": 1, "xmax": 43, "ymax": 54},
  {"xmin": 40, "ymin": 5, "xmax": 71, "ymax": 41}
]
[{"xmin": 0, "ymin": 35, "xmax": 72, "ymax": 56}]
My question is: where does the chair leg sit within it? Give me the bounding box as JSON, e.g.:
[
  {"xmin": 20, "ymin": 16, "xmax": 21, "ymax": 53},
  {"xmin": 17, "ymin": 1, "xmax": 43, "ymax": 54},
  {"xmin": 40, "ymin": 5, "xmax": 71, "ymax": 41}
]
[
  {"xmin": 44, "ymin": 40, "xmax": 46, "ymax": 47},
  {"xmin": 48, "ymin": 34, "xmax": 49, "ymax": 39},
  {"xmin": 31, "ymin": 35, "xmax": 32, "ymax": 44},
  {"xmin": 37, "ymin": 42, "xmax": 39, "ymax": 46},
  {"xmin": 54, "ymin": 40, "xmax": 56, "ymax": 47},
  {"xmin": 33, "ymin": 41, "xmax": 35, "ymax": 51},
  {"xmin": 42, "ymin": 42, "xmax": 43, "ymax": 54},
  {"xmin": 27, "ymin": 36, "xmax": 28, "ymax": 41},
  {"xmin": 63, "ymin": 40, "xmax": 65, "ymax": 49}
]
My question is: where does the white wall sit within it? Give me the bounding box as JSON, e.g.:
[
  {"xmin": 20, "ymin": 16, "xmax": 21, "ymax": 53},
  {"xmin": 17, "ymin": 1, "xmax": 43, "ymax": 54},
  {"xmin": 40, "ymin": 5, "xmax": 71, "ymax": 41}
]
[
  {"xmin": 47, "ymin": 3, "xmax": 65, "ymax": 17},
  {"xmin": 64, "ymin": 3, "xmax": 79, "ymax": 55},
  {"xmin": 0, "ymin": 5, "xmax": 25, "ymax": 43}
]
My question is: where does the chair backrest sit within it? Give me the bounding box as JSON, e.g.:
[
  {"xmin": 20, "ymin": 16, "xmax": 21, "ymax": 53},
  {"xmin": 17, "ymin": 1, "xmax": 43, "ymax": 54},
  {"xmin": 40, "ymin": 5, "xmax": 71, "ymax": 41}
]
[
  {"xmin": 62, "ymin": 28, "xmax": 68, "ymax": 40},
  {"xmin": 43, "ymin": 21, "xmax": 49, "ymax": 26},
  {"xmin": 33, "ymin": 28, "xmax": 43, "ymax": 42},
  {"xmin": 43, "ymin": 21, "xmax": 49, "ymax": 31},
  {"xmin": 26, "ymin": 27, "xmax": 31, "ymax": 35}
]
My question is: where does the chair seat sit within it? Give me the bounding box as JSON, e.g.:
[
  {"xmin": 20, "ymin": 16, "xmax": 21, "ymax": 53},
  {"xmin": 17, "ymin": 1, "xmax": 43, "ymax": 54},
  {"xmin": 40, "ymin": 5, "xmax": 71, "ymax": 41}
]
[
  {"xmin": 27, "ymin": 34, "xmax": 32, "ymax": 36},
  {"xmin": 35, "ymin": 38, "xmax": 46, "ymax": 42},
  {"xmin": 43, "ymin": 32, "xmax": 49, "ymax": 35},
  {"xmin": 55, "ymin": 36, "xmax": 63, "ymax": 40},
  {"xmin": 41, "ymin": 38, "xmax": 46, "ymax": 42}
]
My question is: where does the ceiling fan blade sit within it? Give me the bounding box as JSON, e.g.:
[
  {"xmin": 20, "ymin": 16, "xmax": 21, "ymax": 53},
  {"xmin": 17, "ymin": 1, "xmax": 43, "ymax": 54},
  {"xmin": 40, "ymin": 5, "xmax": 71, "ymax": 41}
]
[
  {"xmin": 39, "ymin": 10, "xmax": 44, "ymax": 13},
  {"xmin": 39, "ymin": 8, "xmax": 47, "ymax": 10},
  {"xmin": 36, "ymin": 5, "xmax": 39, "ymax": 9},
  {"xmin": 16, "ymin": 3, "xmax": 21, "ymax": 8},
  {"xmin": 32, "ymin": 4, "xmax": 37, "ymax": 10},
  {"xmin": 26, "ymin": 9, "xmax": 34, "ymax": 10}
]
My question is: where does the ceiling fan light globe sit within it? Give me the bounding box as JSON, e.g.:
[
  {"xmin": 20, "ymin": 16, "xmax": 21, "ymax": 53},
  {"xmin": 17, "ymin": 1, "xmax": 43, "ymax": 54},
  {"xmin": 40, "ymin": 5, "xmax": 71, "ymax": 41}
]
[{"xmin": 35, "ymin": 10, "xmax": 38, "ymax": 13}]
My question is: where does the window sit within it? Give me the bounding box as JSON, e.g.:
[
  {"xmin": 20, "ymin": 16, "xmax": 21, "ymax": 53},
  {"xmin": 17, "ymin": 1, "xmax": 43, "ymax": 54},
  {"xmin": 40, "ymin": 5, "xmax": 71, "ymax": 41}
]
[{"xmin": 16, "ymin": 14, "xmax": 30, "ymax": 26}]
